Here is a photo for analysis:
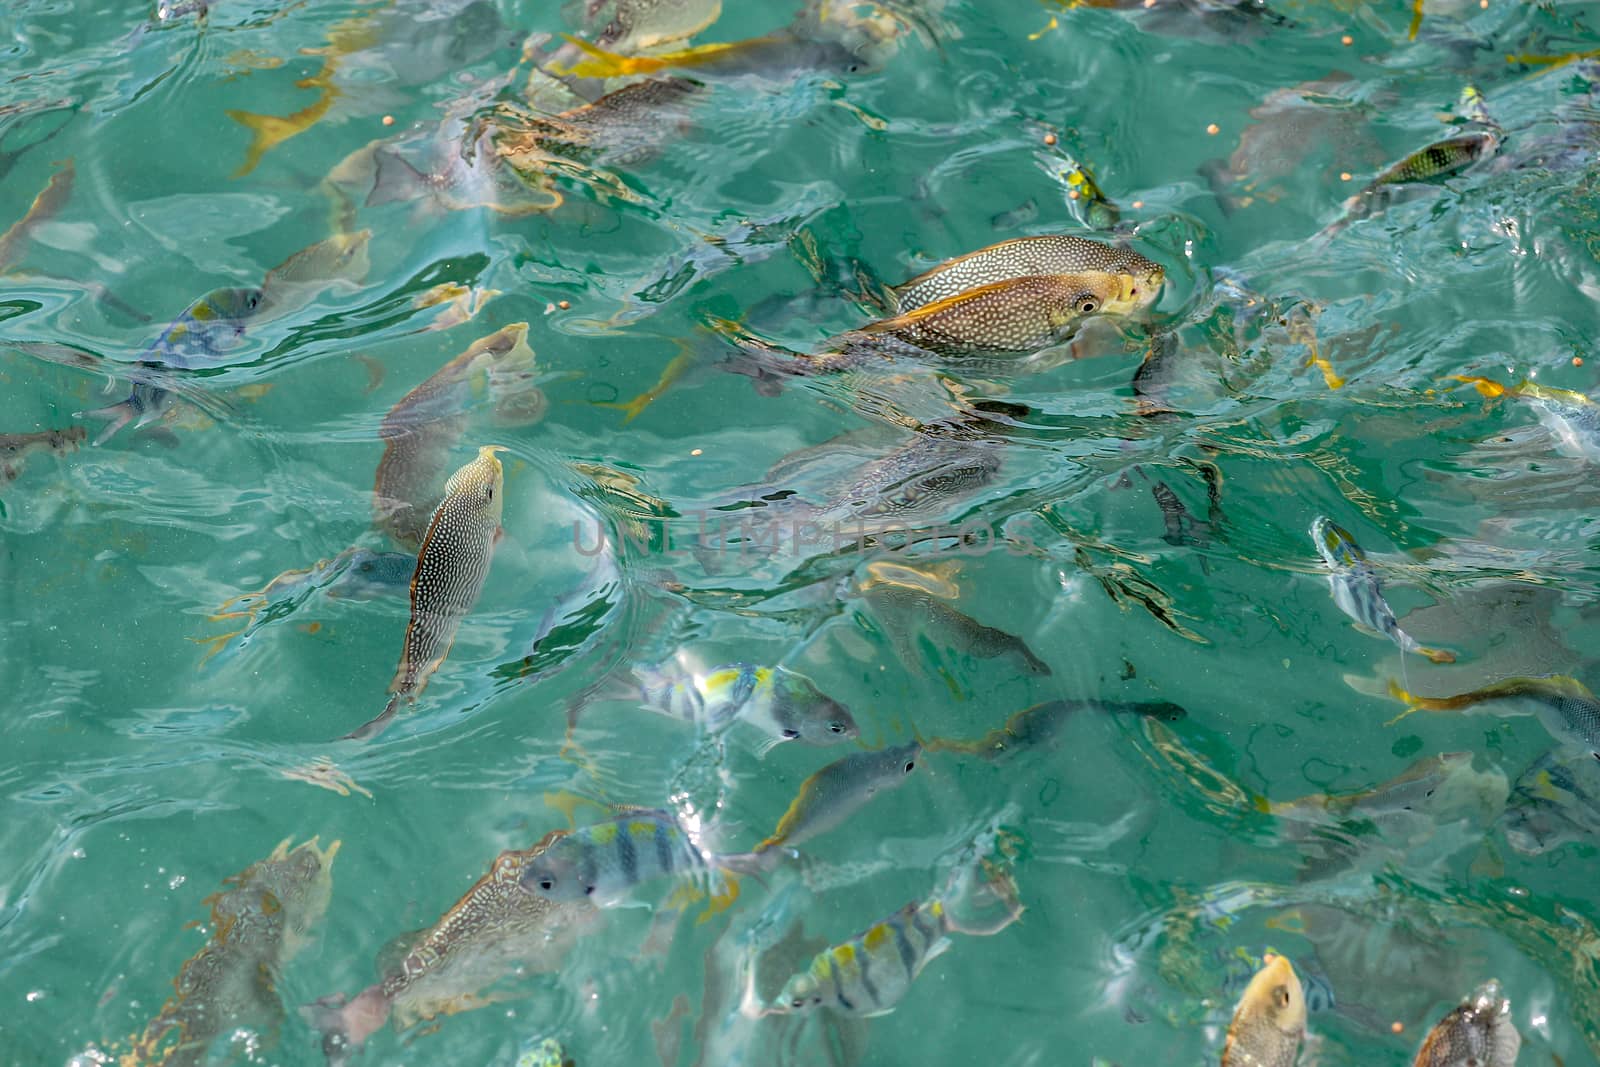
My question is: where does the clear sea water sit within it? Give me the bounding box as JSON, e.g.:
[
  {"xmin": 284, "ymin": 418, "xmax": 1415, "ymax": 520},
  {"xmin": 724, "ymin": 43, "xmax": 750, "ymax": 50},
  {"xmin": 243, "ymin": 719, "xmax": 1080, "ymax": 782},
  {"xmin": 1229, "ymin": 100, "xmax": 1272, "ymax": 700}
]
[{"xmin": 3, "ymin": 0, "xmax": 1600, "ymax": 1064}]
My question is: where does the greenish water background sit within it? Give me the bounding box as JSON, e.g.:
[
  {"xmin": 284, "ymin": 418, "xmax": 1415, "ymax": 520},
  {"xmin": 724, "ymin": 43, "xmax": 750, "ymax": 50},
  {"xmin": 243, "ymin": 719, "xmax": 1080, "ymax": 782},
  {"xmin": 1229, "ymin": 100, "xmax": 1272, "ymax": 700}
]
[{"xmin": 2, "ymin": 0, "xmax": 1600, "ymax": 1064}]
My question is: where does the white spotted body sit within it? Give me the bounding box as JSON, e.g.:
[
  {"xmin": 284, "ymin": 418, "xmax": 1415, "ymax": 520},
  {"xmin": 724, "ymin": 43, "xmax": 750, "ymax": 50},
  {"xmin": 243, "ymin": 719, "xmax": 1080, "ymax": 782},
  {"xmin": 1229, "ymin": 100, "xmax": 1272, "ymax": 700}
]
[
  {"xmin": 893, "ymin": 234, "xmax": 1164, "ymax": 314},
  {"xmin": 345, "ymin": 445, "xmax": 505, "ymax": 740}
]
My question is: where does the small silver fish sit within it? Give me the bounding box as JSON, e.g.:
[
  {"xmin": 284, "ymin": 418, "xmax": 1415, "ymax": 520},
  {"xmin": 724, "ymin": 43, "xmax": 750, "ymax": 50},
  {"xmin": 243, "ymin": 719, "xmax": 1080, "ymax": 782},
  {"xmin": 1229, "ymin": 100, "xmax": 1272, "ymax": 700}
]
[
  {"xmin": 1311, "ymin": 516, "xmax": 1454, "ymax": 664},
  {"xmin": 1222, "ymin": 953, "xmax": 1306, "ymax": 1067},
  {"xmin": 1501, "ymin": 747, "xmax": 1600, "ymax": 855},
  {"xmin": 1411, "ymin": 980, "xmax": 1520, "ymax": 1067},
  {"xmin": 621, "ymin": 660, "xmax": 858, "ymax": 745},
  {"xmin": 345, "ymin": 446, "xmax": 505, "ymax": 741},
  {"xmin": 757, "ymin": 741, "xmax": 922, "ymax": 852}
]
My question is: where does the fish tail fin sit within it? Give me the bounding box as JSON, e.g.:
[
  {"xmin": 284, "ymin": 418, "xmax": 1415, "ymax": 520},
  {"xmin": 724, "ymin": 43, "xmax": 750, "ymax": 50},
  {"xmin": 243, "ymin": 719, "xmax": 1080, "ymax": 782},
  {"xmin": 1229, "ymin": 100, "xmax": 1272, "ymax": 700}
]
[
  {"xmin": 556, "ymin": 34, "xmax": 665, "ymax": 78},
  {"xmin": 76, "ymin": 396, "xmax": 145, "ymax": 446},
  {"xmin": 367, "ymin": 148, "xmax": 429, "ymax": 208},
  {"xmin": 1416, "ymin": 645, "xmax": 1456, "ymax": 664},
  {"xmin": 1451, "ymin": 374, "xmax": 1508, "ymax": 398},
  {"xmin": 226, "ymin": 83, "xmax": 338, "ymax": 177},
  {"xmin": 1197, "ymin": 158, "xmax": 1246, "ymax": 216},
  {"xmin": 341, "ymin": 695, "xmax": 402, "ymax": 742},
  {"xmin": 1384, "ymin": 677, "xmax": 1425, "ymax": 727}
]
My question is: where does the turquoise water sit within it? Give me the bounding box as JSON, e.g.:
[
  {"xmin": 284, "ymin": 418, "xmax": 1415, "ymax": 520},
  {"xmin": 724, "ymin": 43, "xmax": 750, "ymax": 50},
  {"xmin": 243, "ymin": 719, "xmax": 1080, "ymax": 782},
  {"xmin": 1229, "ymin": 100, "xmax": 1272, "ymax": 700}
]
[{"xmin": 3, "ymin": 0, "xmax": 1600, "ymax": 1064}]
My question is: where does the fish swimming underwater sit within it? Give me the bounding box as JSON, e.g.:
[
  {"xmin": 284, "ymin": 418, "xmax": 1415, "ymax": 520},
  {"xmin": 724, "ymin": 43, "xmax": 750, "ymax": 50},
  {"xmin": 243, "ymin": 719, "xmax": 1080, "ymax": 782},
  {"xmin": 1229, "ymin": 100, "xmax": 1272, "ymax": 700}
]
[
  {"xmin": 374, "ymin": 323, "xmax": 541, "ymax": 550},
  {"xmin": 80, "ymin": 230, "xmax": 371, "ymax": 444},
  {"xmin": 756, "ymin": 741, "xmax": 923, "ymax": 853},
  {"xmin": 345, "ymin": 445, "xmax": 506, "ymax": 741},
  {"xmin": 0, "ymin": 425, "xmax": 83, "ymax": 482},
  {"xmin": 890, "ymin": 234, "xmax": 1164, "ymax": 315},
  {"xmin": 1455, "ymin": 374, "xmax": 1600, "ymax": 461},
  {"xmin": 926, "ymin": 697, "xmax": 1187, "ymax": 761},
  {"xmin": 578, "ymin": 658, "xmax": 858, "ymax": 746},
  {"xmin": 518, "ymin": 807, "xmax": 750, "ymax": 908},
  {"xmin": 1388, "ymin": 674, "xmax": 1600, "ymax": 756},
  {"xmin": 1411, "ymin": 980, "xmax": 1520, "ymax": 1067},
  {"xmin": 1500, "ymin": 747, "xmax": 1600, "ymax": 855},
  {"xmin": 1222, "ymin": 953, "xmax": 1305, "ymax": 1067},
  {"xmin": 121, "ymin": 837, "xmax": 340, "ymax": 1067},
  {"xmin": 309, "ymin": 837, "xmax": 599, "ymax": 1065},
  {"xmin": 0, "ymin": 158, "xmax": 73, "ymax": 271},
  {"xmin": 1310, "ymin": 517, "xmax": 1454, "ymax": 664}
]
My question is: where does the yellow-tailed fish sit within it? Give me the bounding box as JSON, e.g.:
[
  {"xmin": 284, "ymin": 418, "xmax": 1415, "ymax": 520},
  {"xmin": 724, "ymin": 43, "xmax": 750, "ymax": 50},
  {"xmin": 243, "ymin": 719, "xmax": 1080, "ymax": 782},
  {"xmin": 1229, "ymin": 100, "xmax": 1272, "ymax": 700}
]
[
  {"xmin": 856, "ymin": 562, "xmax": 1053, "ymax": 677},
  {"xmin": 1412, "ymin": 981, "xmax": 1520, "ymax": 1067},
  {"xmin": 756, "ymin": 741, "xmax": 922, "ymax": 853},
  {"xmin": 1455, "ymin": 374, "xmax": 1600, "ymax": 461},
  {"xmin": 590, "ymin": 659, "xmax": 858, "ymax": 745},
  {"xmin": 1222, "ymin": 953, "xmax": 1306, "ymax": 1067},
  {"xmin": 926, "ymin": 697, "xmax": 1186, "ymax": 761},
  {"xmin": 1262, "ymin": 751, "xmax": 1504, "ymax": 825},
  {"xmin": 410, "ymin": 283, "xmax": 500, "ymax": 332},
  {"xmin": 519, "ymin": 808, "xmax": 750, "ymax": 909},
  {"xmin": 892, "ymin": 234, "xmax": 1163, "ymax": 314},
  {"xmin": 121, "ymin": 838, "xmax": 340, "ymax": 1067},
  {"xmin": 552, "ymin": 19, "xmax": 895, "ymax": 81},
  {"xmin": 1387, "ymin": 675, "xmax": 1600, "ymax": 756},
  {"xmin": 374, "ymin": 323, "xmax": 541, "ymax": 549},
  {"xmin": 345, "ymin": 446, "xmax": 506, "ymax": 741},
  {"xmin": 0, "ymin": 425, "xmax": 83, "ymax": 482},
  {"xmin": 307, "ymin": 835, "xmax": 599, "ymax": 1065},
  {"xmin": 0, "ymin": 158, "xmax": 72, "ymax": 271},
  {"xmin": 1311, "ymin": 517, "xmax": 1455, "ymax": 664}
]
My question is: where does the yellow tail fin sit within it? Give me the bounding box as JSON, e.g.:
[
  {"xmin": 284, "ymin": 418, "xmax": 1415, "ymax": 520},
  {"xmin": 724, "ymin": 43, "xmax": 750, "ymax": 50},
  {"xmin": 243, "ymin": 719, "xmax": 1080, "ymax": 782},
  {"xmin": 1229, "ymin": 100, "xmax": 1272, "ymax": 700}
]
[
  {"xmin": 1451, "ymin": 374, "xmax": 1509, "ymax": 398},
  {"xmin": 227, "ymin": 85, "xmax": 339, "ymax": 177}
]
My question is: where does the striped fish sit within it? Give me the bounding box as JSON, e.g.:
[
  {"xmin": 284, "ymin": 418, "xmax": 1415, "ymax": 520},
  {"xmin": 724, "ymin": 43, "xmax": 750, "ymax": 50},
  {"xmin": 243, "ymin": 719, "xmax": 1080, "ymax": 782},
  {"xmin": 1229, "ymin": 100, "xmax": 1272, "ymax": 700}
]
[
  {"xmin": 517, "ymin": 808, "xmax": 738, "ymax": 907},
  {"xmin": 627, "ymin": 661, "xmax": 858, "ymax": 744},
  {"xmin": 1222, "ymin": 953, "xmax": 1305, "ymax": 1067},
  {"xmin": 1311, "ymin": 517, "xmax": 1454, "ymax": 664},
  {"xmin": 771, "ymin": 898, "xmax": 952, "ymax": 1017},
  {"xmin": 1412, "ymin": 981, "xmax": 1520, "ymax": 1067},
  {"xmin": 344, "ymin": 446, "xmax": 505, "ymax": 741}
]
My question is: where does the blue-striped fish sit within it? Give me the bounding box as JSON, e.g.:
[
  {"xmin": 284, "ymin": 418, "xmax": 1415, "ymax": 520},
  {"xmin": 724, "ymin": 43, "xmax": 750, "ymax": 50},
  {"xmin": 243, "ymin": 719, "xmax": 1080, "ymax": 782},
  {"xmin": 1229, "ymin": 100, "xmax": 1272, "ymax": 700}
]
[
  {"xmin": 517, "ymin": 808, "xmax": 743, "ymax": 908},
  {"xmin": 770, "ymin": 897, "xmax": 953, "ymax": 1016},
  {"xmin": 1311, "ymin": 517, "xmax": 1454, "ymax": 664},
  {"xmin": 1412, "ymin": 981, "xmax": 1520, "ymax": 1067},
  {"xmin": 1389, "ymin": 675, "xmax": 1600, "ymax": 756},
  {"xmin": 1222, "ymin": 953, "xmax": 1305, "ymax": 1067},
  {"xmin": 756, "ymin": 741, "xmax": 922, "ymax": 853},
  {"xmin": 619, "ymin": 660, "xmax": 857, "ymax": 745},
  {"xmin": 344, "ymin": 446, "xmax": 506, "ymax": 741}
]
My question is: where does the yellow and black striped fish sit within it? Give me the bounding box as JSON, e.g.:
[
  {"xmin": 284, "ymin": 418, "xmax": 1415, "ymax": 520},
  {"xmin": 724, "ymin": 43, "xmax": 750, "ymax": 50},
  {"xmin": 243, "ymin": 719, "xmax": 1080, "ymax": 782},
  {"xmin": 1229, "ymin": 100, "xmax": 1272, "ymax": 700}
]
[{"xmin": 345, "ymin": 446, "xmax": 506, "ymax": 741}]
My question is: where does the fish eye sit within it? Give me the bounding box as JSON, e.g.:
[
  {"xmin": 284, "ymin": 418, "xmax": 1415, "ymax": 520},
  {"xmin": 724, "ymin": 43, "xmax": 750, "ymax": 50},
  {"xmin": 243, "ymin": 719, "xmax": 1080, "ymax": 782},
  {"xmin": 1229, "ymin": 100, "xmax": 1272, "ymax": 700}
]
[
  {"xmin": 485, "ymin": 486, "xmax": 494, "ymax": 503},
  {"xmin": 537, "ymin": 878, "xmax": 555, "ymax": 891},
  {"xmin": 1273, "ymin": 987, "xmax": 1290, "ymax": 1008},
  {"xmin": 584, "ymin": 885, "xmax": 596, "ymax": 896},
  {"xmin": 903, "ymin": 760, "xmax": 916, "ymax": 773},
  {"xmin": 1076, "ymin": 297, "xmax": 1099, "ymax": 314},
  {"xmin": 829, "ymin": 722, "xmax": 846, "ymax": 733},
  {"xmin": 782, "ymin": 728, "xmax": 800, "ymax": 739},
  {"xmin": 792, "ymin": 999, "xmax": 805, "ymax": 1008},
  {"xmin": 811, "ymin": 997, "xmax": 822, "ymax": 1006}
]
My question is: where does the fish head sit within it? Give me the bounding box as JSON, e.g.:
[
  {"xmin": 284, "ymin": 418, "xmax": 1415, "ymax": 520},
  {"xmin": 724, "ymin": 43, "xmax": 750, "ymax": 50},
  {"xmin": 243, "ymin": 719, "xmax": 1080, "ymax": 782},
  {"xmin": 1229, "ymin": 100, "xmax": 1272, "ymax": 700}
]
[
  {"xmin": 1415, "ymin": 981, "xmax": 1520, "ymax": 1067},
  {"xmin": 518, "ymin": 838, "xmax": 599, "ymax": 901},
  {"xmin": 193, "ymin": 286, "xmax": 267, "ymax": 322},
  {"xmin": 1309, "ymin": 515, "xmax": 1362, "ymax": 568},
  {"xmin": 1099, "ymin": 245, "xmax": 1165, "ymax": 311},
  {"xmin": 1231, "ymin": 953, "xmax": 1307, "ymax": 1040},
  {"xmin": 769, "ymin": 668, "xmax": 859, "ymax": 745},
  {"xmin": 443, "ymin": 445, "xmax": 507, "ymax": 524},
  {"xmin": 868, "ymin": 741, "xmax": 922, "ymax": 791},
  {"xmin": 775, "ymin": 968, "xmax": 826, "ymax": 1012}
]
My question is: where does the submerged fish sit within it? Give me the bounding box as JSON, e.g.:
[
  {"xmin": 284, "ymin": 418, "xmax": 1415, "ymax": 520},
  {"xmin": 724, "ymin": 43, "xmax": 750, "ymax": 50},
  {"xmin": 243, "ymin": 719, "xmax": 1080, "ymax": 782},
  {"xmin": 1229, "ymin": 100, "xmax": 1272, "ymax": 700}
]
[
  {"xmin": 346, "ymin": 446, "xmax": 506, "ymax": 741},
  {"xmin": 1455, "ymin": 375, "xmax": 1600, "ymax": 461},
  {"xmin": 587, "ymin": 659, "xmax": 858, "ymax": 745},
  {"xmin": 578, "ymin": 0, "xmax": 723, "ymax": 52},
  {"xmin": 856, "ymin": 560, "xmax": 1053, "ymax": 677},
  {"xmin": 1412, "ymin": 981, "xmax": 1520, "ymax": 1067},
  {"xmin": 374, "ymin": 323, "xmax": 541, "ymax": 550},
  {"xmin": 1222, "ymin": 953, "xmax": 1305, "ymax": 1067},
  {"xmin": 756, "ymin": 741, "xmax": 922, "ymax": 853},
  {"xmin": 891, "ymin": 234, "xmax": 1163, "ymax": 315},
  {"xmin": 0, "ymin": 425, "xmax": 83, "ymax": 482},
  {"xmin": 519, "ymin": 808, "xmax": 746, "ymax": 907},
  {"xmin": 309, "ymin": 837, "xmax": 598, "ymax": 1064},
  {"xmin": 926, "ymin": 697, "xmax": 1187, "ymax": 761},
  {"xmin": 123, "ymin": 837, "xmax": 339, "ymax": 1067},
  {"xmin": 81, "ymin": 231, "xmax": 372, "ymax": 444},
  {"xmin": 1310, "ymin": 517, "xmax": 1455, "ymax": 664},
  {"xmin": 1264, "ymin": 751, "xmax": 1506, "ymax": 826},
  {"xmin": 0, "ymin": 158, "xmax": 72, "ymax": 271},
  {"xmin": 1388, "ymin": 675, "xmax": 1600, "ymax": 756},
  {"xmin": 1322, "ymin": 115, "xmax": 1500, "ymax": 237},
  {"xmin": 1501, "ymin": 747, "xmax": 1600, "ymax": 855}
]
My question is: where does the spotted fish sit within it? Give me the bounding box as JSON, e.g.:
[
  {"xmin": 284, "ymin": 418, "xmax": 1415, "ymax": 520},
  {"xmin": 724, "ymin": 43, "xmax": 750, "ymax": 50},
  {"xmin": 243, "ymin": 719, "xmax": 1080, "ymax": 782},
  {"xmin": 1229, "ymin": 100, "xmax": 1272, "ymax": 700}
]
[
  {"xmin": 891, "ymin": 234, "xmax": 1163, "ymax": 314},
  {"xmin": 1389, "ymin": 675, "xmax": 1600, "ymax": 757},
  {"xmin": 1222, "ymin": 953, "xmax": 1306, "ymax": 1067},
  {"xmin": 756, "ymin": 741, "xmax": 922, "ymax": 853},
  {"xmin": 518, "ymin": 808, "xmax": 745, "ymax": 907},
  {"xmin": 122, "ymin": 837, "xmax": 340, "ymax": 1067},
  {"xmin": 374, "ymin": 323, "xmax": 540, "ymax": 550},
  {"xmin": 0, "ymin": 425, "xmax": 83, "ymax": 482},
  {"xmin": 1311, "ymin": 517, "xmax": 1454, "ymax": 664},
  {"xmin": 345, "ymin": 445, "xmax": 506, "ymax": 741},
  {"xmin": 308, "ymin": 836, "xmax": 598, "ymax": 1065},
  {"xmin": 1412, "ymin": 981, "xmax": 1520, "ymax": 1067}
]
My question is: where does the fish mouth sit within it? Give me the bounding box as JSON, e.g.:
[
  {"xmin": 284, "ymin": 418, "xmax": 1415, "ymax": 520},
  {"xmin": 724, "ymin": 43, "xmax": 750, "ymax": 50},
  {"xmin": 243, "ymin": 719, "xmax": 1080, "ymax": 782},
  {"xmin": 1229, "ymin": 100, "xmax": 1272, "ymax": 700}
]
[{"xmin": 1104, "ymin": 269, "xmax": 1164, "ymax": 314}]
